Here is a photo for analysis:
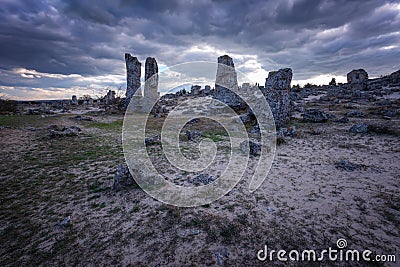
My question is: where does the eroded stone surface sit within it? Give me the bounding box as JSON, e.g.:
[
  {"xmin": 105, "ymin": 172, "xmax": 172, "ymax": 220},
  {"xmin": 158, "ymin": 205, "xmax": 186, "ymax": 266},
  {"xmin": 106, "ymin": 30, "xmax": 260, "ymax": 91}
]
[{"xmin": 125, "ymin": 53, "xmax": 141, "ymax": 104}]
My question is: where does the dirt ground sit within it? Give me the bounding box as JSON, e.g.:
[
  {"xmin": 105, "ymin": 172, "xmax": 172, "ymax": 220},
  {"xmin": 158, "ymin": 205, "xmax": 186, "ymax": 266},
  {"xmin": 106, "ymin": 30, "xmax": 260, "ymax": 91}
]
[{"xmin": 0, "ymin": 99, "xmax": 399, "ymax": 266}]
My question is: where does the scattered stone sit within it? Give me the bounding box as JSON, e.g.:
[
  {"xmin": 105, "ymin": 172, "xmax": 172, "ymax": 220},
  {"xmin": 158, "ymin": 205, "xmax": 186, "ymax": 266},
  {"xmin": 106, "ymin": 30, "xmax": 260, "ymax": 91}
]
[
  {"xmin": 250, "ymin": 125, "xmax": 260, "ymax": 134},
  {"xmin": 349, "ymin": 123, "xmax": 369, "ymax": 133},
  {"xmin": 240, "ymin": 140, "xmax": 261, "ymax": 156},
  {"xmin": 277, "ymin": 126, "xmax": 296, "ymax": 137},
  {"xmin": 303, "ymin": 109, "xmax": 334, "ymax": 123},
  {"xmin": 112, "ymin": 164, "xmax": 137, "ymax": 191},
  {"xmin": 308, "ymin": 127, "xmax": 324, "ymax": 135},
  {"xmin": 214, "ymin": 248, "xmax": 229, "ymax": 266},
  {"xmin": 187, "ymin": 118, "xmax": 200, "ymax": 124},
  {"xmin": 59, "ymin": 216, "xmax": 71, "ymax": 227},
  {"xmin": 346, "ymin": 110, "xmax": 365, "ymax": 117},
  {"xmin": 239, "ymin": 113, "xmax": 252, "ymax": 124},
  {"xmin": 185, "ymin": 130, "xmax": 202, "ymax": 141},
  {"xmin": 144, "ymin": 135, "xmax": 161, "ymax": 146},
  {"xmin": 382, "ymin": 109, "xmax": 398, "ymax": 117},
  {"xmin": 48, "ymin": 126, "xmax": 81, "ymax": 138},
  {"xmin": 25, "ymin": 126, "xmax": 39, "ymax": 131},
  {"xmin": 189, "ymin": 173, "xmax": 216, "ymax": 186},
  {"xmin": 177, "ymin": 229, "xmax": 201, "ymax": 238},
  {"xmin": 335, "ymin": 160, "xmax": 366, "ymax": 172},
  {"xmin": 266, "ymin": 206, "xmax": 277, "ymax": 213},
  {"xmin": 334, "ymin": 117, "xmax": 349, "ymax": 123},
  {"xmin": 72, "ymin": 115, "xmax": 93, "ymax": 121}
]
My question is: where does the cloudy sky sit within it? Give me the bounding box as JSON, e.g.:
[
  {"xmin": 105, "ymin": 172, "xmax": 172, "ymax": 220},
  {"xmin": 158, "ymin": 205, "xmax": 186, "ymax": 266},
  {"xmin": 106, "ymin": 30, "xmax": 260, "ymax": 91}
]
[{"xmin": 1, "ymin": 0, "xmax": 399, "ymax": 100}]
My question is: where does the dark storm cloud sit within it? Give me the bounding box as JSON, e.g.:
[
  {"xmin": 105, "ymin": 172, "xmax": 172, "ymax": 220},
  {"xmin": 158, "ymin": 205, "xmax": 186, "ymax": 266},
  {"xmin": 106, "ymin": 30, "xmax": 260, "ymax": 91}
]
[{"xmin": 0, "ymin": 0, "xmax": 399, "ymax": 99}]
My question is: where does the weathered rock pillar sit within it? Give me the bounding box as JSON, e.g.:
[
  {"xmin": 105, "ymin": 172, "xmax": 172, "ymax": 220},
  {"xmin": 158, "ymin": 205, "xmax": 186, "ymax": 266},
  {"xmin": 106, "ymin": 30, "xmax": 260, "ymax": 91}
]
[
  {"xmin": 125, "ymin": 53, "xmax": 141, "ymax": 105},
  {"xmin": 143, "ymin": 57, "xmax": 159, "ymax": 113},
  {"xmin": 214, "ymin": 55, "xmax": 242, "ymax": 108}
]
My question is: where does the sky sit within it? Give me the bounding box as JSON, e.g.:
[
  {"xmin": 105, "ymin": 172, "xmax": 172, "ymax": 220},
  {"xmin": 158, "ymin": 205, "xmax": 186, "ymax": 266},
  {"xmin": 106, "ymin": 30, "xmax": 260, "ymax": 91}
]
[{"xmin": 0, "ymin": 0, "xmax": 399, "ymax": 100}]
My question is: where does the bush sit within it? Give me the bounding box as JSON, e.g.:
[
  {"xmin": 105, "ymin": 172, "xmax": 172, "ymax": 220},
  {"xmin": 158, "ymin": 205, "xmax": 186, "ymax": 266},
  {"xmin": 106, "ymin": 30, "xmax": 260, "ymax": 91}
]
[{"xmin": 0, "ymin": 98, "xmax": 17, "ymax": 114}]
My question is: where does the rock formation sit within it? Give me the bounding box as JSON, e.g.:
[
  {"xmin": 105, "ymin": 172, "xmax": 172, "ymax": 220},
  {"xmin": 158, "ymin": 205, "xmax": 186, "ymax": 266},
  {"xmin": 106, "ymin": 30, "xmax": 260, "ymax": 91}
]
[
  {"xmin": 262, "ymin": 68, "xmax": 293, "ymax": 128},
  {"xmin": 71, "ymin": 95, "xmax": 77, "ymax": 105},
  {"xmin": 125, "ymin": 53, "xmax": 141, "ymax": 104},
  {"xmin": 214, "ymin": 55, "xmax": 242, "ymax": 108},
  {"xmin": 265, "ymin": 68, "xmax": 293, "ymax": 90},
  {"xmin": 347, "ymin": 69, "xmax": 368, "ymax": 90},
  {"xmin": 124, "ymin": 54, "xmax": 161, "ymax": 113},
  {"xmin": 143, "ymin": 57, "xmax": 160, "ymax": 113},
  {"xmin": 191, "ymin": 85, "xmax": 201, "ymax": 96},
  {"xmin": 104, "ymin": 90, "xmax": 116, "ymax": 105}
]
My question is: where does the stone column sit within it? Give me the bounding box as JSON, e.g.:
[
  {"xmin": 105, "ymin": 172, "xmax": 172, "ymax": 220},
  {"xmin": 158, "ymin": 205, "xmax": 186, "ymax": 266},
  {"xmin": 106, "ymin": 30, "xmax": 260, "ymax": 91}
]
[
  {"xmin": 125, "ymin": 53, "xmax": 141, "ymax": 104},
  {"xmin": 214, "ymin": 55, "xmax": 242, "ymax": 108},
  {"xmin": 143, "ymin": 57, "xmax": 159, "ymax": 113}
]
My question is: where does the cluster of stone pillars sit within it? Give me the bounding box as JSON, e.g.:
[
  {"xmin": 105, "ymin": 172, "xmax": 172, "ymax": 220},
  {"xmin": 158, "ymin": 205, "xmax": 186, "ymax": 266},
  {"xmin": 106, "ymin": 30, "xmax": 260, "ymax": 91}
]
[{"xmin": 125, "ymin": 53, "xmax": 159, "ymax": 112}]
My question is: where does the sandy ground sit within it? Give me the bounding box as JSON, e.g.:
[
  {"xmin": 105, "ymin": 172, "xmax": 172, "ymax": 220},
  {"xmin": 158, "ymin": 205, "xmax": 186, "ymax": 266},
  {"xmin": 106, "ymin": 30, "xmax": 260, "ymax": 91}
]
[{"xmin": 0, "ymin": 98, "xmax": 399, "ymax": 266}]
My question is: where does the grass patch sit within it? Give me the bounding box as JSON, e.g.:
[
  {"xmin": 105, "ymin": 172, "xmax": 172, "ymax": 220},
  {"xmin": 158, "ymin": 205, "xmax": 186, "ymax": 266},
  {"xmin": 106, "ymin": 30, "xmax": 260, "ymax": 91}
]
[
  {"xmin": 88, "ymin": 120, "xmax": 123, "ymax": 130},
  {"xmin": 202, "ymin": 131, "xmax": 227, "ymax": 142}
]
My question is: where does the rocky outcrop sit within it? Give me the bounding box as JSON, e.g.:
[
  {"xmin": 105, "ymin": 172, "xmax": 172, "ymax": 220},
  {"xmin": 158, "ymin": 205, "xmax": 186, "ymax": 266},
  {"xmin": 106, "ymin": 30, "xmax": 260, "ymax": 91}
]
[
  {"xmin": 265, "ymin": 90, "xmax": 292, "ymax": 128},
  {"xmin": 145, "ymin": 57, "xmax": 158, "ymax": 81},
  {"xmin": 214, "ymin": 55, "xmax": 242, "ymax": 108},
  {"xmin": 125, "ymin": 53, "xmax": 141, "ymax": 103},
  {"xmin": 303, "ymin": 109, "xmax": 334, "ymax": 123},
  {"xmin": 143, "ymin": 57, "xmax": 159, "ymax": 113},
  {"xmin": 265, "ymin": 68, "xmax": 292, "ymax": 90},
  {"xmin": 347, "ymin": 69, "xmax": 368, "ymax": 90}
]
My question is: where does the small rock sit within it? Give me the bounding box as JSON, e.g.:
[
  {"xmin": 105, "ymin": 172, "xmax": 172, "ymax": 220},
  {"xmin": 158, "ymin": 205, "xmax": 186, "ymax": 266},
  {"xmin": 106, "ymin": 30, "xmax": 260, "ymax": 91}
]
[
  {"xmin": 240, "ymin": 140, "xmax": 261, "ymax": 156},
  {"xmin": 72, "ymin": 115, "xmax": 93, "ymax": 121},
  {"xmin": 112, "ymin": 163, "xmax": 137, "ymax": 191},
  {"xmin": 277, "ymin": 126, "xmax": 296, "ymax": 138},
  {"xmin": 48, "ymin": 126, "xmax": 81, "ymax": 138},
  {"xmin": 214, "ymin": 248, "xmax": 229, "ymax": 266},
  {"xmin": 346, "ymin": 110, "xmax": 365, "ymax": 117},
  {"xmin": 334, "ymin": 117, "xmax": 349, "ymax": 123},
  {"xmin": 190, "ymin": 173, "xmax": 216, "ymax": 185},
  {"xmin": 144, "ymin": 135, "xmax": 161, "ymax": 146},
  {"xmin": 177, "ymin": 229, "xmax": 201, "ymax": 238},
  {"xmin": 59, "ymin": 216, "xmax": 71, "ymax": 227},
  {"xmin": 239, "ymin": 113, "xmax": 253, "ymax": 124},
  {"xmin": 303, "ymin": 109, "xmax": 334, "ymax": 123},
  {"xmin": 349, "ymin": 123, "xmax": 369, "ymax": 133},
  {"xmin": 382, "ymin": 109, "xmax": 397, "ymax": 117},
  {"xmin": 266, "ymin": 206, "xmax": 276, "ymax": 213},
  {"xmin": 187, "ymin": 118, "xmax": 200, "ymax": 124},
  {"xmin": 335, "ymin": 160, "xmax": 366, "ymax": 172},
  {"xmin": 185, "ymin": 130, "xmax": 202, "ymax": 141},
  {"xmin": 25, "ymin": 126, "xmax": 39, "ymax": 131},
  {"xmin": 250, "ymin": 125, "xmax": 260, "ymax": 134}
]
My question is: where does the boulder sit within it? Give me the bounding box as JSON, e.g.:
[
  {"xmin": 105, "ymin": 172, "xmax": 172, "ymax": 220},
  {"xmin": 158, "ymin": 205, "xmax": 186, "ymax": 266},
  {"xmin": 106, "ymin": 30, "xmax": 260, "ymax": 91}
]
[
  {"xmin": 303, "ymin": 109, "xmax": 334, "ymax": 123},
  {"xmin": 240, "ymin": 140, "xmax": 261, "ymax": 156},
  {"xmin": 112, "ymin": 164, "xmax": 137, "ymax": 191},
  {"xmin": 349, "ymin": 123, "xmax": 369, "ymax": 133}
]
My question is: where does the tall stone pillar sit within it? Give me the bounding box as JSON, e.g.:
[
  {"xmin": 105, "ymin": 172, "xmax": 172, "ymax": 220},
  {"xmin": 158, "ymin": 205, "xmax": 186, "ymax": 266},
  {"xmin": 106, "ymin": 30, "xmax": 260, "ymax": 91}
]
[
  {"xmin": 214, "ymin": 55, "xmax": 242, "ymax": 108},
  {"xmin": 125, "ymin": 53, "xmax": 141, "ymax": 105},
  {"xmin": 143, "ymin": 57, "xmax": 159, "ymax": 113}
]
